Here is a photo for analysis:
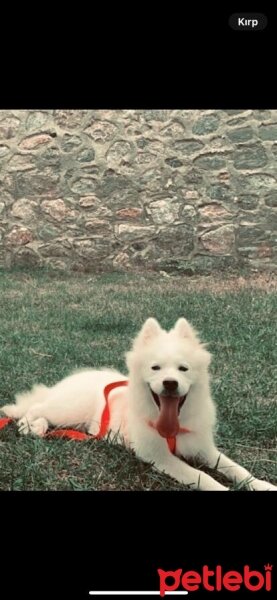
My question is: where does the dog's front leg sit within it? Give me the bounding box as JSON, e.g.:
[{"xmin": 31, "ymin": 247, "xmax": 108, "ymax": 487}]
[
  {"xmin": 200, "ymin": 443, "xmax": 277, "ymax": 491},
  {"xmin": 132, "ymin": 435, "xmax": 229, "ymax": 491}
]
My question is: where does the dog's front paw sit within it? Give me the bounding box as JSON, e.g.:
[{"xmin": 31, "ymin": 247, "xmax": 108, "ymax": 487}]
[
  {"xmin": 18, "ymin": 416, "xmax": 30, "ymax": 435},
  {"xmin": 248, "ymin": 478, "xmax": 277, "ymax": 491},
  {"xmin": 30, "ymin": 417, "xmax": 48, "ymax": 437},
  {"xmin": 18, "ymin": 416, "xmax": 48, "ymax": 437},
  {"xmin": 197, "ymin": 473, "xmax": 230, "ymax": 491}
]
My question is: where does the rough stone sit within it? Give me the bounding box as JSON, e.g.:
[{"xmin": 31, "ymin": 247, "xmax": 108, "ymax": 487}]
[
  {"xmin": 38, "ymin": 224, "xmax": 60, "ymax": 240},
  {"xmin": 210, "ymin": 185, "xmax": 231, "ymax": 201},
  {"xmin": 54, "ymin": 110, "xmax": 88, "ymax": 129},
  {"xmin": 238, "ymin": 244, "xmax": 274, "ymax": 259},
  {"xmin": 77, "ymin": 165, "xmax": 99, "ymax": 176},
  {"xmin": 227, "ymin": 117, "xmax": 250, "ymax": 127},
  {"xmin": 125, "ymin": 123, "xmax": 152, "ymax": 137},
  {"xmin": 192, "ymin": 113, "xmax": 220, "ymax": 135},
  {"xmin": 36, "ymin": 147, "xmax": 61, "ymax": 168},
  {"xmin": 115, "ymin": 208, "xmax": 143, "ymax": 219},
  {"xmin": 40, "ymin": 243, "xmax": 72, "ymax": 258},
  {"xmin": 61, "ymin": 134, "xmax": 83, "ymax": 152},
  {"xmin": 227, "ymin": 127, "xmax": 253, "ymax": 142},
  {"xmin": 74, "ymin": 238, "xmax": 112, "ymax": 258},
  {"xmin": 199, "ymin": 203, "xmax": 231, "ymax": 219},
  {"xmin": 184, "ymin": 191, "xmax": 199, "ymax": 200},
  {"xmin": 218, "ymin": 172, "xmax": 230, "ymax": 181},
  {"xmin": 181, "ymin": 205, "xmax": 196, "ymax": 220},
  {"xmin": 148, "ymin": 199, "xmax": 180, "ymax": 225},
  {"xmin": 44, "ymin": 258, "xmax": 68, "ymax": 270},
  {"xmin": 162, "ymin": 121, "xmax": 186, "ymax": 138},
  {"xmin": 0, "ymin": 202, "xmax": 5, "ymax": 214},
  {"xmin": 237, "ymin": 226, "xmax": 270, "ymax": 247},
  {"xmin": 237, "ymin": 195, "xmax": 259, "ymax": 210},
  {"xmin": 85, "ymin": 219, "xmax": 110, "ymax": 230},
  {"xmin": 116, "ymin": 224, "xmax": 156, "ymax": 242},
  {"xmin": 77, "ymin": 148, "xmax": 96, "ymax": 162},
  {"xmin": 70, "ymin": 177, "xmax": 97, "ymax": 195},
  {"xmin": 224, "ymin": 110, "xmax": 247, "ymax": 115},
  {"xmin": 136, "ymin": 152, "xmax": 156, "ymax": 165},
  {"xmin": 41, "ymin": 199, "xmax": 77, "ymax": 222},
  {"xmin": 184, "ymin": 169, "xmax": 203, "ymax": 184},
  {"xmin": 147, "ymin": 140, "xmax": 164, "ymax": 155},
  {"xmin": 233, "ymin": 144, "xmax": 267, "ymax": 169},
  {"xmin": 258, "ymin": 124, "xmax": 277, "ymax": 140},
  {"xmin": 85, "ymin": 121, "xmax": 117, "ymax": 143},
  {"xmin": 7, "ymin": 154, "xmax": 34, "ymax": 171},
  {"xmin": 12, "ymin": 247, "xmax": 40, "ymax": 266},
  {"xmin": 0, "ymin": 191, "xmax": 14, "ymax": 207},
  {"xmin": 171, "ymin": 139, "xmax": 204, "ymax": 155},
  {"xmin": 264, "ymin": 193, "xmax": 277, "ymax": 207},
  {"xmin": 25, "ymin": 111, "xmax": 49, "ymax": 131},
  {"xmin": 201, "ymin": 225, "xmax": 235, "ymax": 255},
  {"xmin": 96, "ymin": 174, "xmax": 136, "ymax": 199},
  {"xmin": 113, "ymin": 162, "xmax": 136, "ymax": 176},
  {"xmin": 144, "ymin": 110, "xmax": 170, "ymax": 121},
  {"xmin": 11, "ymin": 199, "xmax": 37, "ymax": 221},
  {"xmin": 139, "ymin": 168, "xmax": 162, "ymax": 189},
  {"xmin": 194, "ymin": 154, "xmax": 226, "ymax": 170},
  {"xmin": 0, "ymin": 145, "xmax": 10, "ymax": 157},
  {"xmin": 136, "ymin": 138, "xmax": 149, "ymax": 149},
  {"xmin": 272, "ymin": 144, "xmax": 277, "ymax": 157},
  {"xmin": 252, "ymin": 110, "xmax": 272, "ymax": 121},
  {"xmin": 106, "ymin": 141, "xmax": 133, "ymax": 165},
  {"xmin": 157, "ymin": 255, "xmax": 238, "ymax": 275},
  {"xmin": 19, "ymin": 134, "xmax": 53, "ymax": 149},
  {"xmin": 85, "ymin": 208, "xmax": 113, "ymax": 223},
  {"xmin": 113, "ymin": 252, "xmax": 131, "ymax": 268},
  {"xmin": 237, "ymin": 173, "xmax": 276, "ymax": 192},
  {"xmin": 6, "ymin": 226, "xmax": 33, "ymax": 246},
  {"xmin": 165, "ymin": 158, "xmax": 183, "ymax": 168},
  {"xmin": 0, "ymin": 116, "xmax": 20, "ymax": 138},
  {"xmin": 154, "ymin": 225, "xmax": 194, "ymax": 255},
  {"xmin": 79, "ymin": 196, "xmax": 101, "ymax": 208},
  {"xmin": 15, "ymin": 170, "xmax": 60, "ymax": 197}
]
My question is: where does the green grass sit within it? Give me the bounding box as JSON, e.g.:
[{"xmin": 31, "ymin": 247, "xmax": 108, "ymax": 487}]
[{"xmin": 0, "ymin": 269, "xmax": 276, "ymax": 490}]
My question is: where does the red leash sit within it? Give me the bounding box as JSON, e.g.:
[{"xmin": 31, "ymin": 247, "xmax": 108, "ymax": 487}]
[
  {"xmin": 46, "ymin": 380, "xmax": 129, "ymax": 440},
  {"xmin": 0, "ymin": 380, "xmax": 191, "ymax": 454},
  {"xmin": 148, "ymin": 421, "xmax": 191, "ymax": 454},
  {"xmin": 165, "ymin": 428, "xmax": 191, "ymax": 454},
  {"xmin": 0, "ymin": 417, "xmax": 13, "ymax": 430}
]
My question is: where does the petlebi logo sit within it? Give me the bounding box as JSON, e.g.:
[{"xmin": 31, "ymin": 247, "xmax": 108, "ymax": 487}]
[
  {"xmin": 158, "ymin": 564, "xmax": 273, "ymax": 594},
  {"xmin": 89, "ymin": 564, "xmax": 273, "ymax": 596}
]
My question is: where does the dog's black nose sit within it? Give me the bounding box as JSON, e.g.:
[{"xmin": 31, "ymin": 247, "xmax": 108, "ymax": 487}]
[{"xmin": 163, "ymin": 379, "xmax": 178, "ymax": 392}]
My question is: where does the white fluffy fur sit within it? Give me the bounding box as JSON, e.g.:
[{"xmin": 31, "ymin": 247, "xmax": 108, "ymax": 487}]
[{"xmin": 1, "ymin": 317, "xmax": 276, "ymax": 491}]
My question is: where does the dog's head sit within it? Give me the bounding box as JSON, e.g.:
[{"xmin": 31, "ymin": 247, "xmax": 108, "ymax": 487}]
[{"xmin": 126, "ymin": 317, "xmax": 211, "ymax": 438}]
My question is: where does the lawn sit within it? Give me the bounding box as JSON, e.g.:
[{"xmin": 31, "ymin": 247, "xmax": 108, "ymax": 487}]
[{"xmin": 0, "ymin": 269, "xmax": 276, "ymax": 490}]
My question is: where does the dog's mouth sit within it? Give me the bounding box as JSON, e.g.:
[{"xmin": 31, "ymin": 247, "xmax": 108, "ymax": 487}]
[{"xmin": 151, "ymin": 390, "xmax": 187, "ymax": 438}]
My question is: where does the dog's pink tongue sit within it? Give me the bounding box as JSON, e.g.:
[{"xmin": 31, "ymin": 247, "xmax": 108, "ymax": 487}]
[{"xmin": 156, "ymin": 396, "xmax": 180, "ymax": 438}]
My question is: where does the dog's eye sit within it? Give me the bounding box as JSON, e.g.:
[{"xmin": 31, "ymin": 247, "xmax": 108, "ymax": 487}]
[
  {"xmin": 151, "ymin": 365, "xmax": 161, "ymax": 371},
  {"xmin": 179, "ymin": 366, "xmax": 188, "ymax": 372}
]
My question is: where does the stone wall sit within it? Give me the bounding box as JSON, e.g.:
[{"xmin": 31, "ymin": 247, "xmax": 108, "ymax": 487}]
[{"xmin": 0, "ymin": 109, "xmax": 276, "ymax": 274}]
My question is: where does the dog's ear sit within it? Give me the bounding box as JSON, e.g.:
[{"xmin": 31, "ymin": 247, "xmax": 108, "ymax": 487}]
[
  {"xmin": 197, "ymin": 347, "xmax": 212, "ymax": 368},
  {"xmin": 126, "ymin": 318, "xmax": 162, "ymax": 370},
  {"xmin": 174, "ymin": 318, "xmax": 199, "ymax": 341},
  {"xmin": 125, "ymin": 350, "xmax": 134, "ymax": 371},
  {"xmin": 139, "ymin": 318, "xmax": 161, "ymax": 343}
]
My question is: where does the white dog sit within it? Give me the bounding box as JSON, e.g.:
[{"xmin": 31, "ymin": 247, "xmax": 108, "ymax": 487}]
[{"xmin": 1, "ymin": 318, "xmax": 276, "ymax": 491}]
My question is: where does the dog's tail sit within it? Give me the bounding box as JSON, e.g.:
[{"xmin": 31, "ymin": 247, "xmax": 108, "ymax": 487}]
[{"xmin": 1, "ymin": 384, "xmax": 50, "ymax": 419}]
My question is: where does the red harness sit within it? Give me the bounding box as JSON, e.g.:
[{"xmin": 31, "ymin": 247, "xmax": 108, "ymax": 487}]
[{"xmin": 0, "ymin": 380, "xmax": 190, "ymax": 454}]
